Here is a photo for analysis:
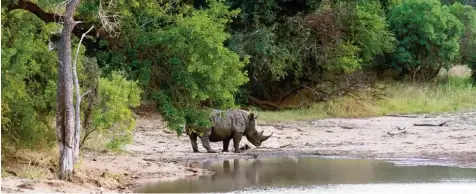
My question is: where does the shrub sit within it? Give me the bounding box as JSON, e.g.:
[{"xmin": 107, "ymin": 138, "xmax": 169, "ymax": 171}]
[{"xmin": 82, "ymin": 72, "xmax": 142, "ymax": 150}]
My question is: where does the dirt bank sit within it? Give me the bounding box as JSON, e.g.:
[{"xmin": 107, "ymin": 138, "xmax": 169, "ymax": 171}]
[{"xmin": 3, "ymin": 109, "xmax": 476, "ymax": 193}]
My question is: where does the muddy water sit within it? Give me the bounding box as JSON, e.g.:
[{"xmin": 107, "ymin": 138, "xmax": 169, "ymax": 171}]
[{"xmin": 134, "ymin": 157, "xmax": 476, "ymax": 193}]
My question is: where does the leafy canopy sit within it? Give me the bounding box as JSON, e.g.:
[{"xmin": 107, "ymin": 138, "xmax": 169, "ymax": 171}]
[
  {"xmin": 388, "ymin": 0, "xmax": 464, "ymax": 80},
  {"xmin": 95, "ymin": 0, "xmax": 249, "ymax": 133}
]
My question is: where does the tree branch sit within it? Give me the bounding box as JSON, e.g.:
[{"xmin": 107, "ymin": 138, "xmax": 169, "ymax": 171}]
[
  {"xmin": 81, "ymin": 90, "xmax": 92, "ymax": 99},
  {"xmin": 72, "ymin": 25, "xmax": 94, "ymax": 164},
  {"xmin": 6, "ymin": 0, "xmax": 115, "ymax": 52},
  {"xmin": 7, "ymin": 0, "xmax": 60, "ymax": 23}
]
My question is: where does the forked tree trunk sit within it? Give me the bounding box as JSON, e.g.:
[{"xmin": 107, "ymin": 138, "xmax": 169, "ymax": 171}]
[{"xmin": 56, "ymin": 0, "xmax": 81, "ymax": 181}]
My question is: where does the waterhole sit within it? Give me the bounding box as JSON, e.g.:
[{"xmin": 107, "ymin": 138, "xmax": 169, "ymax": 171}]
[{"xmin": 134, "ymin": 156, "xmax": 476, "ymax": 193}]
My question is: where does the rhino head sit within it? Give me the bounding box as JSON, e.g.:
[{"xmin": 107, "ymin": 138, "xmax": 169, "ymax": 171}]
[{"xmin": 245, "ymin": 113, "xmax": 273, "ymax": 147}]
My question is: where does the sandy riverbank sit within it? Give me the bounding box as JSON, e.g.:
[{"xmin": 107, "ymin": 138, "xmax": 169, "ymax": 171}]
[{"xmin": 2, "ymin": 108, "xmax": 476, "ymax": 193}]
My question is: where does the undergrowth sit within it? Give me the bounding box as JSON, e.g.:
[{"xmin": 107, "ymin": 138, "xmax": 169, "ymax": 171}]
[
  {"xmin": 257, "ymin": 78, "xmax": 476, "ymax": 122},
  {"xmin": 1, "ymin": 148, "xmax": 58, "ymax": 179}
]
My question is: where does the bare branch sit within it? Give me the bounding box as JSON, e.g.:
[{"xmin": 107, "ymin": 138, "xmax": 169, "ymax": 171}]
[
  {"xmin": 98, "ymin": 0, "xmax": 120, "ymax": 38},
  {"xmin": 73, "ymin": 26, "xmax": 95, "ymax": 70},
  {"xmin": 72, "ymin": 25, "xmax": 95, "ymax": 164},
  {"xmin": 81, "ymin": 90, "xmax": 92, "ymax": 99}
]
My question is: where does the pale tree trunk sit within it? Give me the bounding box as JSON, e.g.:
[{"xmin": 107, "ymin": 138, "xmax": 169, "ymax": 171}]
[
  {"xmin": 56, "ymin": 0, "xmax": 81, "ymax": 180},
  {"xmin": 72, "ymin": 26, "xmax": 94, "ymax": 164}
]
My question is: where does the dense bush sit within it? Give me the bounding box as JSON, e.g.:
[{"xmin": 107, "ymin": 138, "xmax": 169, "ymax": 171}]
[
  {"xmin": 1, "ymin": 9, "xmax": 58, "ymax": 149},
  {"xmin": 229, "ymin": 0, "xmax": 394, "ymax": 104},
  {"xmin": 388, "ymin": 0, "xmax": 464, "ymax": 81},
  {"xmin": 96, "ymin": 1, "xmax": 248, "ymax": 133}
]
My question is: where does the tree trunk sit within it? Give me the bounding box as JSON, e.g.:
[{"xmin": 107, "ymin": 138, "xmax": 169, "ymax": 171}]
[{"xmin": 56, "ymin": 0, "xmax": 81, "ymax": 181}]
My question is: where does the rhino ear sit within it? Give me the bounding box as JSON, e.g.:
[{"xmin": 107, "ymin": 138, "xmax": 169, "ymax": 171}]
[
  {"xmin": 255, "ymin": 114, "xmax": 259, "ymax": 120},
  {"xmin": 249, "ymin": 113, "xmax": 255, "ymax": 120}
]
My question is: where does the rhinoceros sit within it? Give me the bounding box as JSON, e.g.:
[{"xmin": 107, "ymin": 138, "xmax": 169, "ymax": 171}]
[{"xmin": 185, "ymin": 109, "xmax": 273, "ymax": 153}]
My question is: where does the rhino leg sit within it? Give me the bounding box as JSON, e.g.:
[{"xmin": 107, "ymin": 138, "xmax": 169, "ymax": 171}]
[
  {"xmin": 233, "ymin": 132, "xmax": 243, "ymax": 153},
  {"xmin": 189, "ymin": 133, "xmax": 200, "ymax": 153},
  {"xmin": 200, "ymin": 135, "xmax": 217, "ymax": 153},
  {"xmin": 222, "ymin": 138, "xmax": 231, "ymax": 152}
]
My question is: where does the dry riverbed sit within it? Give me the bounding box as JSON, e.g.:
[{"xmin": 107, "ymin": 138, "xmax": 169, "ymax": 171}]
[{"xmin": 2, "ymin": 108, "xmax": 476, "ymax": 193}]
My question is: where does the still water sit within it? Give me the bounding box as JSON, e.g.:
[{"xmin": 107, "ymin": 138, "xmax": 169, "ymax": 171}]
[{"xmin": 134, "ymin": 156, "xmax": 476, "ymax": 193}]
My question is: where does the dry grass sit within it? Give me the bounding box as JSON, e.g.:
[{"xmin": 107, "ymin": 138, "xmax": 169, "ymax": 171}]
[
  {"xmin": 1, "ymin": 148, "xmax": 58, "ymax": 179},
  {"xmin": 258, "ymin": 77, "xmax": 476, "ymax": 122}
]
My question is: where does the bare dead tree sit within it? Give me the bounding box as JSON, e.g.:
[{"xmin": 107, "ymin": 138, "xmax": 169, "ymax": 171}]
[{"xmin": 72, "ymin": 25, "xmax": 94, "ymax": 164}]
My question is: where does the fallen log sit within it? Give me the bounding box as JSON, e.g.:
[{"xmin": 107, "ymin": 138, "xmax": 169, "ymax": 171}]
[
  {"xmin": 413, "ymin": 121, "xmax": 449, "ymax": 127},
  {"xmin": 248, "ymin": 96, "xmax": 281, "ymax": 110},
  {"xmin": 384, "ymin": 114, "xmax": 419, "ymax": 118},
  {"xmin": 387, "ymin": 130, "xmax": 407, "ymax": 136}
]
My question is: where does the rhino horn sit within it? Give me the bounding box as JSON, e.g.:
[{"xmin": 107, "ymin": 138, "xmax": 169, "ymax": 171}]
[
  {"xmin": 260, "ymin": 130, "xmax": 264, "ymax": 136},
  {"xmin": 255, "ymin": 114, "xmax": 259, "ymax": 119},
  {"xmin": 260, "ymin": 132, "xmax": 273, "ymax": 142}
]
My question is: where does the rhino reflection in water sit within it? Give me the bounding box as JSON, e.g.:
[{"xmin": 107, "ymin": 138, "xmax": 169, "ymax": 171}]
[
  {"xmin": 185, "ymin": 109, "xmax": 273, "ymax": 153},
  {"xmin": 212, "ymin": 159, "xmax": 264, "ymax": 185}
]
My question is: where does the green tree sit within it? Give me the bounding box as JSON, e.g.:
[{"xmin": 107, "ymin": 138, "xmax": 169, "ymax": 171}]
[
  {"xmin": 95, "ymin": 0, "xmax": 249, "ymax": 132},
  {"xmin": 347, "ymin": 1, "xmax": 395, "ymax": 64},
  {"xmin": 388, "ymin": 0, "xmax": 464, "ymax": 80},
  {"xmin": 1, "ymin": 8, "xmax": 59, "ymax": 149},
  {"xmin": 449, "ymin": 3, "xmax": 476, "ymax": 80}
]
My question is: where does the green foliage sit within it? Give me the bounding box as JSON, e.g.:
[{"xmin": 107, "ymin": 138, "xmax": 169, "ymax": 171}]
[
  {"xmin": 228, "ymin": 0, "xmax": 395, "ymax": 102},
  {"xmin": 449, "ymin": 3, "xmax": 476, "ymax": 74},
  {"xmin": 90, "ymin": 72, "xmax": 141, "ymax": 150},
  {"xmin": 1, "ymin": 9, "xmax": 59, "ymax": 149},
  {"xmin": 388, "ymin": 0, "xmax": 464, "ymax": 80},
  {"xmin": 153, "ymin": 1, "xmax": 248, "ymax": 131},
  {"xmin": 97, "ymin": 0, "xmax": 248, "ymax": 133},
  {"xmin": 228, "ymin": 26, "xmax": 297, "ymax": 81},
  {"xmin": 348, "ymin": 1, "xmax": 396, "ymax": 63}
]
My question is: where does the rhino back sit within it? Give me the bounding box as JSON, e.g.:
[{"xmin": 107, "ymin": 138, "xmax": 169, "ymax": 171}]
[{"xmin": 210, "ymin": 109, "xmax": 249, "ymax": 133}]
